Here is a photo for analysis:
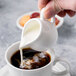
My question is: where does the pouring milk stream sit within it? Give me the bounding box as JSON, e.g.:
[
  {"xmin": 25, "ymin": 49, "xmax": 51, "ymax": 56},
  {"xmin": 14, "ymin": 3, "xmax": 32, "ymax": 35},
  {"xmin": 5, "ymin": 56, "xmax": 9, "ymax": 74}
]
[{"xmin": 19, "ymin": 8, "xmax": 58, "ymax": 67}]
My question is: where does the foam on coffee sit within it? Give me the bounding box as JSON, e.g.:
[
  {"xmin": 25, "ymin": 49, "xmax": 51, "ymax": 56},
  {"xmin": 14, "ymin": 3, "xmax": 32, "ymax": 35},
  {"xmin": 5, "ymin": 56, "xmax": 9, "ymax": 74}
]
[{"xmin": 11, "ymin": 48, "xmax": 51, "ymax": 69}]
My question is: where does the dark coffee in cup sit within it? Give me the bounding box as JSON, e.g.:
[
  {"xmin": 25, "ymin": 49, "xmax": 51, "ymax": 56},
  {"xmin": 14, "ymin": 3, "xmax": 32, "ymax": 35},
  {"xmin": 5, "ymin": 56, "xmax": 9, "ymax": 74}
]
[{"xmin": 11, "ymin": 48, "xmax": 51, "ymax": 70}]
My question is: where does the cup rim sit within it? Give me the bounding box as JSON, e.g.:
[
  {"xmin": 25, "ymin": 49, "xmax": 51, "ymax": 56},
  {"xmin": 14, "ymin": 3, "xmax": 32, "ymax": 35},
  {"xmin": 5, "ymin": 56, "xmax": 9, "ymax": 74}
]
[{"xmin": 5, "ymin": 41, "xmax": 55, "ymax": 72}]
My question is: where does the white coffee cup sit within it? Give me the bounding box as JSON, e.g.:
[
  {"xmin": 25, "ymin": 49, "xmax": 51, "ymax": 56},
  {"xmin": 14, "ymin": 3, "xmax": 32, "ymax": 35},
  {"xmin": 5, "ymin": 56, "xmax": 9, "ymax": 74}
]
[
  {"xmin": 5, "ymin": 41, "xmax": 70, "ymax": 76},
  {"xmin": 21, "ymin": 8, "xmax": 58, "ymax": 51}
]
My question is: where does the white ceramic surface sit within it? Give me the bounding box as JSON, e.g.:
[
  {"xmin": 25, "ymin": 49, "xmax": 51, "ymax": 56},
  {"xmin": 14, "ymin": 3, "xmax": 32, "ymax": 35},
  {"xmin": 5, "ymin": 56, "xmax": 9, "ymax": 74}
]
[
  {"xmin": 5, "ymin": 42, "xmax": 70, "ymax": 76},
  {"xmin": 16, "ymin": 11, "xmax": 64, "ymax": 30},
  {"xmin": 0, "ymin": 63, "xmax": 71, "ymax": 76},
  {"xmin": 20, "ymin": 18, "xmax": 58, "ymax": 51}
]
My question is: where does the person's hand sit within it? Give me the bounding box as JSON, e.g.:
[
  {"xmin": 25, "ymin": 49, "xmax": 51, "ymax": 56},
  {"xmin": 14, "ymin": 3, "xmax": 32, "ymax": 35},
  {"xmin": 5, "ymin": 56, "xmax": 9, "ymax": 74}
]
[{"xmin": 38, "ymin": 0, "xmax": 76, "ymax": 18}]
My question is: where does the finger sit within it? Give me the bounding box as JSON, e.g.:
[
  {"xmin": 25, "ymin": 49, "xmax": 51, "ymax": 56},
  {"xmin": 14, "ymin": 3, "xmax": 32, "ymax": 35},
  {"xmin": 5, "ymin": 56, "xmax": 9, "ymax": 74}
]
[
  {"xmin": 65, "ymin": 10, "xmax": 76, "ymax": 17},
  {"xmin": 44, "ymin": 1, "xmax": 62, "ymax": 19},
  {"xmin": 57, "ymin": 11, "xmax": 66, "ymax": 17},
  {"xmin": 38, "ymin": 0, "xmax": 50, "ymax": 10},
  {"xmin": 58, "ymin": 0, "xmax": 76, "ymax": 11}
]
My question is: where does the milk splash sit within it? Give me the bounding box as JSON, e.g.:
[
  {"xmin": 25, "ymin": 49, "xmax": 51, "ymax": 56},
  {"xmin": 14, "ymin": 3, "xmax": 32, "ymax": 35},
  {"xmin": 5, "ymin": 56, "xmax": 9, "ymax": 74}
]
[{"xmin": 19, "ymin": 20, "xmax": 40, "ymax": 67}]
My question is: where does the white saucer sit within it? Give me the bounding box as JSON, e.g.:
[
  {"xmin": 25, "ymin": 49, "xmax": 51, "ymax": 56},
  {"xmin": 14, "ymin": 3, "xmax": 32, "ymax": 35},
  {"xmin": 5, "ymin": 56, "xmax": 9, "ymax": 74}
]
[
  {"xmin": 16, "ymin": 11, "xmax": 64, "ymax": 30},
  {"xmin": 0, "ymin": 63, "xmax": 71, "ymax": 76}
]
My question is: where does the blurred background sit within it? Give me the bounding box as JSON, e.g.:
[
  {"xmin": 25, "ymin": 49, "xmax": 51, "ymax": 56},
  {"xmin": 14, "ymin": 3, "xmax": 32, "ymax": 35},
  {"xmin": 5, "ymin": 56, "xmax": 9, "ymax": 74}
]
[{"xmin": 0, "ymin": 0, "xmax": 76, "ymax": 76}]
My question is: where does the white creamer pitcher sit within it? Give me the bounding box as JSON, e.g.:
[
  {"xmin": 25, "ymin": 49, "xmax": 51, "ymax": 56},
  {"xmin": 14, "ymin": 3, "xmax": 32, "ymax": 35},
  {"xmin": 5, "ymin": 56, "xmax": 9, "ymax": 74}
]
[{"xmin": 20, "ymin": 8, "xmax": 58, "ymax": 51}]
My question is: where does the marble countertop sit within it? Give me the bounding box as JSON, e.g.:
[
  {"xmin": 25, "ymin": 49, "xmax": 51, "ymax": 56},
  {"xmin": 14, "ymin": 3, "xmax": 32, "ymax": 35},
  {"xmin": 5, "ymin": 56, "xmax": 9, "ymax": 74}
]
[{"xmin": 0, "ymin": 0, "xmax": 76, "ymax": 76}]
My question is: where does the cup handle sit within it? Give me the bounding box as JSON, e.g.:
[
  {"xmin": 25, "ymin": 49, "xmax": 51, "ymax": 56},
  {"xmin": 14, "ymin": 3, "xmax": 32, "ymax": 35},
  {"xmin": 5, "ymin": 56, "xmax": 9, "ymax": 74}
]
[
  {"xmin": 40, "ymin": 7, "xmax": 46, "ymax": 20},
  {"xmin": 52, "ymin": 57, "xmax": 70, "ymax": 75}
]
